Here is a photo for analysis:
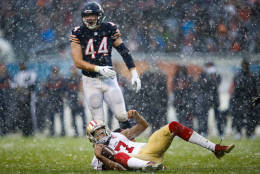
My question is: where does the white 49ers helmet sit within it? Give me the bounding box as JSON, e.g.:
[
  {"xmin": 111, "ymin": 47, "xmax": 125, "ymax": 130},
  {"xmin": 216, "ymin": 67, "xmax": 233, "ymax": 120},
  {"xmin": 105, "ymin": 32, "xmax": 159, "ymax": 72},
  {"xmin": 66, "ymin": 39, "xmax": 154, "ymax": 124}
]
[{"xmin": 86, "ymin": 120, "xmax": 111, "ymax": 144}]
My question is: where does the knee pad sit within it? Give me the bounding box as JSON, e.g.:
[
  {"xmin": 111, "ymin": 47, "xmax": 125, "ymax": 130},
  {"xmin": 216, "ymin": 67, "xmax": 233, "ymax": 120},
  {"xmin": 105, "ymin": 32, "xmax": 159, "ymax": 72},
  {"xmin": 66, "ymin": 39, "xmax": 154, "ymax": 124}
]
[
  {"xmin": 88, "ymin": 94, "xmax": 102, "ymax": 109},
  {"xmin": 116, "ymin": 112, "xmax": 127, "ymax": 122}
]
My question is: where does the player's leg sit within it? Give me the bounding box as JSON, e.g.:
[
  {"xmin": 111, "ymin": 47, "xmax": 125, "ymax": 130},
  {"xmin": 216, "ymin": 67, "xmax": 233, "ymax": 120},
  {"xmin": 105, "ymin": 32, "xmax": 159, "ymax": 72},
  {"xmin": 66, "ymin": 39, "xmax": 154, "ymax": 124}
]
[
  {"xmin": 214, "ymin": 105, "xmax": 224, "ymax": 137},
  {"xmin": 136, "ymin": 125, "xmax": 174, "ymax": 163},
  {"xmin": 113, "ymin": 152, "xmax": 163, "ymax": 171},
  {"xmin": 82, "ymin": 76, "xmax": 105, "ymax": 121},
  {"xmin": 49, "ymin": 113, "xmax": 55, "ymax": 136},
  {"xmin": 137, "ymin": 121, "xmax": 234, "ymax": 162},
  {"xmin": 168, "ymin": 121, "xmax": 235, "ymax": 159},
  {"xmin": 80, "ymin": 106, "xmax": 87, "ymax": 136},
  {"xmin": 102, "ymin": 77, "xmax": 131, "ymax": 128},
  {"xmin": 59, "ymin": 101, "xmax": 66, "ymax": 136},
  {"xmin": 71, "ymin": 108, "xmax": 79, "ymax": 136}
]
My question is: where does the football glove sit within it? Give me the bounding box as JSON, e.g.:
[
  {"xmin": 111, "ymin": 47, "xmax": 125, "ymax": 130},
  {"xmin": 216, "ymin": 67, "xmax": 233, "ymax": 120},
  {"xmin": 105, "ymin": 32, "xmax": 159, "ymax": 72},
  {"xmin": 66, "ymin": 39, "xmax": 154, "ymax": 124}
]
[
  {"xmin": 94, "ymin": 66, "xmax": 116, "ymax": 78},
  {"xmin": 131, "ymin": 69, "xmax": 141, "ymax": 93}
]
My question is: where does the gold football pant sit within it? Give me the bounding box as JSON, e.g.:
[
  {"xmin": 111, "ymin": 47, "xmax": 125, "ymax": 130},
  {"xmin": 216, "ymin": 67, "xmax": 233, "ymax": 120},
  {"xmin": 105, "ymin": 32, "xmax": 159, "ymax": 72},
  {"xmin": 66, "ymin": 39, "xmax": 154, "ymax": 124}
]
[{"xmin": 134, "ymin": 124, "xmax": 174, "ymax": 163}]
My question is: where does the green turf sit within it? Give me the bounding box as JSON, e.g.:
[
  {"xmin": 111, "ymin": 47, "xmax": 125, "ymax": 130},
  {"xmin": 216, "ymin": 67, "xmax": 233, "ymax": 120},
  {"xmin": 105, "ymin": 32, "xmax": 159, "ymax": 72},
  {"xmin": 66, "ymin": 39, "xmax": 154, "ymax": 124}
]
[{"xmin": 0, "ymin": 136, "xmax": 259, "ymax": 174}]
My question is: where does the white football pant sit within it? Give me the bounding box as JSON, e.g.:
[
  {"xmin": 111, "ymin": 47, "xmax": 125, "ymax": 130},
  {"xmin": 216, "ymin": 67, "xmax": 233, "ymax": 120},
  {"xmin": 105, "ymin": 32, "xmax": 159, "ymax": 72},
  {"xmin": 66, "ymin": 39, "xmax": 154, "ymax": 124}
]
[{"xmin": 82, "ymin": 75, "xmax": 127, "ymax": 123}]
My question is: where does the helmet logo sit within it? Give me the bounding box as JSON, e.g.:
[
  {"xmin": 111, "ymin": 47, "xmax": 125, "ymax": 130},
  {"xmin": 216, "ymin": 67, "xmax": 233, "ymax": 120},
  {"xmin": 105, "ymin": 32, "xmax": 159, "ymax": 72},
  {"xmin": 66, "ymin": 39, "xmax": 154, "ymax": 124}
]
[{"xmin": 84, "ymin": 10, "xmax": 93, "ymax": 14}]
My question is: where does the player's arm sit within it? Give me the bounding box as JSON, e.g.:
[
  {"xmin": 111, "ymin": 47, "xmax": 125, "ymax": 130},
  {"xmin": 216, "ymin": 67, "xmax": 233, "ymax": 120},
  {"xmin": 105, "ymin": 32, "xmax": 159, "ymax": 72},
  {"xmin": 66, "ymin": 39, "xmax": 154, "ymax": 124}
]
[
  {"xmin": 113, "ymin": 37, "xmax": 136, "ymax": 71},
  {"xmin": 94, "ymin": 144, "xmax": 125, "ymax": 171},
  {"xmin": 113, "ymin": 37, "xmax": 141, "ymax": 92},
  {"xmin": 121, "ymin": 110, "xmax": 148, "ymax": 140},
  {"xmin": 70, "ymin": 42, "xmax": 96, "ymax": 72}
]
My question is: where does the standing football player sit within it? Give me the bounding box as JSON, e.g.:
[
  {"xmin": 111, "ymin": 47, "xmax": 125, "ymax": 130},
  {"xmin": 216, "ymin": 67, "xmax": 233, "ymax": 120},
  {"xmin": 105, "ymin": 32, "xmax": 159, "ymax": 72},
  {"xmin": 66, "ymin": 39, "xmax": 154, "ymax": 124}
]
[
  {"xmin": 86, "ymin": 110, "xmax": 235, "ymax": 171},
  {"xmin": 70, "ymin": 2, "xmax": 141, "ymax": 129}
]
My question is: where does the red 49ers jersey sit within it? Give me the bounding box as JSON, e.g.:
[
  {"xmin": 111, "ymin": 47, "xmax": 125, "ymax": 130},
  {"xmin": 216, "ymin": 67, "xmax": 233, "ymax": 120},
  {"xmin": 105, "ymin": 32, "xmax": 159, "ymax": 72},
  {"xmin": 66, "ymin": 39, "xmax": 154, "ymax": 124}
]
[{"xmin": 70, "ymin": 22, "xmax": 121, "ymax": 78}]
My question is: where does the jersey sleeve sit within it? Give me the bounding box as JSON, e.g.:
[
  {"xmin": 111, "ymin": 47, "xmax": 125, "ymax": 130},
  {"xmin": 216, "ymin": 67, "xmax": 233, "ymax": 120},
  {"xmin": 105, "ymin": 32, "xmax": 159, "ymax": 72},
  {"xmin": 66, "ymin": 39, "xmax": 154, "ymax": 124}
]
[
  {"xmin": 70, "ymin": 26, "xmax": 81, "ymax": 44},
  {"xmin": 108, "ymin": 22, "xmax": 121, "ymax": 41}
]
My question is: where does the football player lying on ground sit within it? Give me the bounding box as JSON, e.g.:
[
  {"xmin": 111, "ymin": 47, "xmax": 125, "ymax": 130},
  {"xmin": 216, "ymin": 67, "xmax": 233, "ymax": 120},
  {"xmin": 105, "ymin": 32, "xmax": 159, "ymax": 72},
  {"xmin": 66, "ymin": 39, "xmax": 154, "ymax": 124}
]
[{"xmin": 87, "ymin": 110, "xmax": 235, "ymax": 171}]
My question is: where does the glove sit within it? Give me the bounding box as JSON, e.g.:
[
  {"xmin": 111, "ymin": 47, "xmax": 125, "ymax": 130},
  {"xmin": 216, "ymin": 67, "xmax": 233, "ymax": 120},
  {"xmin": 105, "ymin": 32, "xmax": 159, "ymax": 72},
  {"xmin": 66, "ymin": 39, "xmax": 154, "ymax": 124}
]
[
  {"xmin": 131, "ymin": 69, "xmax": 141, "ymax": 92},
  {"xmin": 94, "ymin": 66, "xmax": 116, "ymax": 78}
]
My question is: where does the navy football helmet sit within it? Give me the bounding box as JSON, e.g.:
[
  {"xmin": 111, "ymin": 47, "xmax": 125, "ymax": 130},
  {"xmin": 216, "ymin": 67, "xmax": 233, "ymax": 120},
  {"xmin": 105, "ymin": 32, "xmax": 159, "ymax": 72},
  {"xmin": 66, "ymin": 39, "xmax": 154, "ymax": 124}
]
[{"xmin": 81, "ymin": 2, "xmax": 105, "ymax": 30}]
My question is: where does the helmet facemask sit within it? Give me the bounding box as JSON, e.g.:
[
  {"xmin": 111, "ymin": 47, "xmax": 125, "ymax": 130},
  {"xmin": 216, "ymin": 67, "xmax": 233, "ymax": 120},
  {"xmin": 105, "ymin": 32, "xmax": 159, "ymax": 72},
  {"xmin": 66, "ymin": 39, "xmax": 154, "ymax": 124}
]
[
  {"xmin": 82, "ymin": 11, "xmax": 105, "ymax": 30},
  {"xmin": 94, "ymin": 128, "xmax": 111, "ymax": 144},
  {"xmin": 81, "ymin": 2, "xmax": 105, "ymax": 30}
]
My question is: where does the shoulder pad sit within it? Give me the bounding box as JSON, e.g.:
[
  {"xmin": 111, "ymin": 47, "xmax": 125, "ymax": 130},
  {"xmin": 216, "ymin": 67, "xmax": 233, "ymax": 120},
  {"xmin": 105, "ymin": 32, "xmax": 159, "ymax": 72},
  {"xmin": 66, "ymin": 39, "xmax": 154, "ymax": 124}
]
[{"xmin": 106, "ymin": 22, "xmax": 121, "ymax": 39}]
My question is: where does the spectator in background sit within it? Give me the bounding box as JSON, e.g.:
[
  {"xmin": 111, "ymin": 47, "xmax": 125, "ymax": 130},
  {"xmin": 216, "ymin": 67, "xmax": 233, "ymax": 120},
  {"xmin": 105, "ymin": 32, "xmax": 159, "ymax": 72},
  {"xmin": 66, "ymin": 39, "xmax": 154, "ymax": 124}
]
[
  {"xmin": 12, "ymin": 62, "xmax": 37, "ymax": 136},
  {"xmin": 1, "ymin": 0, "xmax": 260, "ymax": 55},
  {"xmin": 0, "ymin": 63, "xmax": 11, "ymax": 136},
  {"xmin": 146, "ymin": 21, "xmax": 166, "ymax": 52},
  {"xmin": 216, "ymin": 21, "xmax": 230, "ymax": 52},
  {"xmin": 204, "ymin": 62, "xmax": 224, "ymax": 138},
  {"xmin": 35, "ymin": 81, "xmax": 49, "ymax": 133},
  {"xmin": 190, "ymin": 68, "xmax": 211, "ymax": 137},
  {"xmin": 230, "ymin": 59, "xmax": 258, "ymax": 139},
  {"xmin": 163, "ymin": 17, "xmax": 181, "ymax": 52},
  {"xmin": 0, "ymin": 30, "xmax": 15, "ymax": 62},
  {"xmin": 172, "ymin": 65, "xmax": 193, "ymax": 128},
  {"xmin": 180, "ymin": 15, "xmax": 196, "ymax": 55},
  {"xmin": 45, "ymin": 66, "xmax": 66, "ymax": 136},
  {"xmin": 139, "ymin": 66, "xmax": 168, "ymax": 133},
  {"xmin": 65, "ymin": 66, "xmax": 86, "ymax": 137}
]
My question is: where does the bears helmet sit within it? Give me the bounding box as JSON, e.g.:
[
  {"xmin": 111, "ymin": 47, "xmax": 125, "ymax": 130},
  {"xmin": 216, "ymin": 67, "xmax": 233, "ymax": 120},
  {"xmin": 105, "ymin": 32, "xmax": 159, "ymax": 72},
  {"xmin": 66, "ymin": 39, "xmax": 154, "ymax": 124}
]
[{"xmin": 81, "ymin": 2, "xmax": 105, "ymax": 30}]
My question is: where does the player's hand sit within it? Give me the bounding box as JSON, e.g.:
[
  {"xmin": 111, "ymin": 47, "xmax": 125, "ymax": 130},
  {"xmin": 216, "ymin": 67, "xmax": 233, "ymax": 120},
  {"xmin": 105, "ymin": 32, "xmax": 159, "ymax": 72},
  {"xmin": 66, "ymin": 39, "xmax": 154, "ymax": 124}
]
[
  {"xmin": 127, "ymin": 110, "xmax": 140, "ymax": 119},
  {"xmin": 112, "ymin": 162, "xmax": 127, "ymax": 171},
  {"xmin": 131, "ymin": 69, "xmax": 141, "ymax": 92},
  {"xmin": 94, "ymin": 66, "xmax": 116, "ymax": 78}
]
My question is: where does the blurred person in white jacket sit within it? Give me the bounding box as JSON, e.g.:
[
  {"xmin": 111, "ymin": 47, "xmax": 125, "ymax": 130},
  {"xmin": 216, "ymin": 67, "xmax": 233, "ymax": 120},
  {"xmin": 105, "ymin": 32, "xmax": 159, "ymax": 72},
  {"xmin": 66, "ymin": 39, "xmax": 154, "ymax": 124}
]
[{"xmin": 12, "ymin": 62, "xmax": 37, "ymax": 136}]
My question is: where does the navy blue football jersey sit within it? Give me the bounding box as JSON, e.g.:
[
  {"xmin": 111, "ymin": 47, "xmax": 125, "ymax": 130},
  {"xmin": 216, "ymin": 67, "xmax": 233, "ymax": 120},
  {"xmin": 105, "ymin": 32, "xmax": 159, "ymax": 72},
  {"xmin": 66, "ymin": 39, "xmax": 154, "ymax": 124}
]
[{"xmin": 70, "ymin": 22, "xmax": 121, "ymax": 77}]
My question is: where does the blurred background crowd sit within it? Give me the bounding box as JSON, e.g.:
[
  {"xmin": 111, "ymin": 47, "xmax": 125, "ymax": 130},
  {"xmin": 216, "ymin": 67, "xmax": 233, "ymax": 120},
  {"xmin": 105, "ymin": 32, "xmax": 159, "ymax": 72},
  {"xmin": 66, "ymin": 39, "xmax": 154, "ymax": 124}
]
[
  {"xmin": 1, "ymin": 0, "xmax": 260, "ymax": 61},
  {"xmin": 0, "ymin": 0, "xmax": 259, "ymax": 139}
]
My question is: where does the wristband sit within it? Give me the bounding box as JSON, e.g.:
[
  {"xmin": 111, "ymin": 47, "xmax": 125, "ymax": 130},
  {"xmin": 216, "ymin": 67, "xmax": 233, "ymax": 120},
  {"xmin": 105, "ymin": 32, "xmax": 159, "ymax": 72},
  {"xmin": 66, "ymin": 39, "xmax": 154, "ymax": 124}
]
[{"xmin": 94, "ymin": 66, "xmax": 100, "ymax": 72}]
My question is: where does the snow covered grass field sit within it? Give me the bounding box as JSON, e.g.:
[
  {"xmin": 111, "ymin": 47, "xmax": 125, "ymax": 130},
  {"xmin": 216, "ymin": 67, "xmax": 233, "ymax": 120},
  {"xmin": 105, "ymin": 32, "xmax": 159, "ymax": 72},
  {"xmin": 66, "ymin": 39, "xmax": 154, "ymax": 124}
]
[{"xmin": 0, "ymin": 136, "xmax": 259, "ymax": 174}]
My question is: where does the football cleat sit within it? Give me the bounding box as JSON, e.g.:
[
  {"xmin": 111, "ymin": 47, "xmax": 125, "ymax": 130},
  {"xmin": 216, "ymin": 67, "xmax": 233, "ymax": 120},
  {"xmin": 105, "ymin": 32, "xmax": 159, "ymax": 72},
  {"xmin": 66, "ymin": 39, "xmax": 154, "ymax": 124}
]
[
  {"xmin": 214, "ymin": 144, "xmax": 235, "ymax": 159},
  {"xmin": 142, "ymin": 162, "xmax": 165, "ymax": 172}
]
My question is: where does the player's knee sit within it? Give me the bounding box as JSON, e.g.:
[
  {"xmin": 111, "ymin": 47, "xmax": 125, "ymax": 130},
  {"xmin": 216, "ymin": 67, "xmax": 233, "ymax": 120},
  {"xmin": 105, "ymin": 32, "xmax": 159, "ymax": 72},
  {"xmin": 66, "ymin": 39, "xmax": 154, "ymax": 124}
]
[
  {"xmin": 115, "ymin": 112, "xmax": 127, "ymax": 122},
  {"xmin": 169, "ymin": 121, "xmax": 181, "ymax": 133},
  {"xmin": 169, "ymin": 121, "xmax": 193, "ymax": 141}
]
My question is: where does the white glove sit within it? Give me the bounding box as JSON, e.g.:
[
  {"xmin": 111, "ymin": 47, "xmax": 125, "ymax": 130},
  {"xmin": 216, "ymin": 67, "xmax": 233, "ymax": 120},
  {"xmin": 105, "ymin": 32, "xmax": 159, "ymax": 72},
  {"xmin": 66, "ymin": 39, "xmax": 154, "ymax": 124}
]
[
  {"xmin": 94, "ymin": 66, "xmax": 116, "ymax": 78},
  {"xmin": 131, "ymin": 69, "xmax": 141, "ymax": 92}
]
